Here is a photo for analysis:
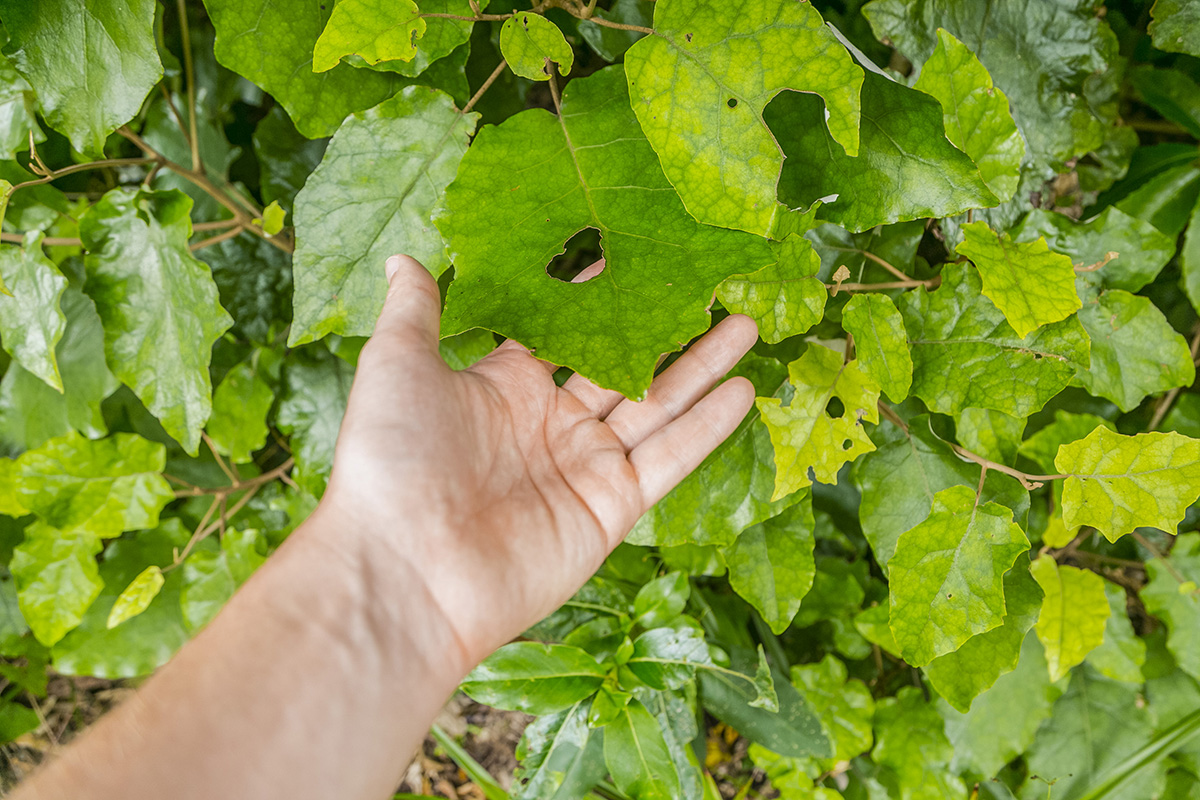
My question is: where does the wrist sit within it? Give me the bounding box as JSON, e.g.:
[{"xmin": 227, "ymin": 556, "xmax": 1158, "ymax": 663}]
[{"xmin": 288, "ymin": 496, "xmax": 477, "ymax": 682}]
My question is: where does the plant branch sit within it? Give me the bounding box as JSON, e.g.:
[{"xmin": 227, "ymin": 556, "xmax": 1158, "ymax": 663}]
[
  {"xmin": 191, "ymin": 225, "xmax": 245, "ymax": 251},
  {"xmin": 176, "ymin": 0, "xmax": 202, "ymax": 172},
  {"xmin": 1075, "ymin": 251, "xmax": 1118, "ymax": 273},
  {"xmin": 172, "ymin": 457, "xmax": 295, "ymax": 499},
  {"xmin": 0, "ymin": 232, "xmax": 82, "ymax": 247},
  {"xmin": 582, "ymin": 15, "xmax": 654, "ymax": 32},
  {"xmin": 825, "ymin": 278, "xmax": 936, "ymax": 292},
  {"xmin": 462, "ymin": 59, "xmax": 508, "ymax": 115},
  {"xmin": 9, "ymin": 157, "xmax": 159, "ymax": 194}
]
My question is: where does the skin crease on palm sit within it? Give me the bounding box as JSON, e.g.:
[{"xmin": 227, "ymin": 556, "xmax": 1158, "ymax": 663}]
[{"xmin": 10, "ymin": 253, "xmax": 759, "ymax": 800}]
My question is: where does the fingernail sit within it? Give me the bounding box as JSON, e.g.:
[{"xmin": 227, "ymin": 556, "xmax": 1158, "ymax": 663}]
[{"xmin": 385, "ymin": 254, "xmax": 403, "ymax": 282}]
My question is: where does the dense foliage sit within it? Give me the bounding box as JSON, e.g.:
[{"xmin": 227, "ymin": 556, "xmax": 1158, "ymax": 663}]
[{"xmin": 0, "ymin": 0, "xmax": 1198, "ymax": 797}]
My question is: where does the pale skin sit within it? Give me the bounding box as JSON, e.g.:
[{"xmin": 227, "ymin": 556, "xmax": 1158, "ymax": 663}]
[{"xmin": 14, "ymin": 254, "xmax": 758, "ymax": 800}]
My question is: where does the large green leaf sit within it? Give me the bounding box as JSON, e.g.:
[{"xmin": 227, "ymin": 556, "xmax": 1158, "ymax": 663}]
[
  {"xmin": 437, "ymin": 66, "xmax": 772, "ymax": 397},
  {"xmin": 1150, "ymin": 0, "xmax": 1200, "ymax": 57},
  {"xmin": 10, "ymin": 521, "xmax": 103, "ymax": 647},
  {"xmin": 1030, "ymin": 555, "xmax": 1109, "ymax": 682},
  {"xmin": 207, "ymin": 359, "xmax": 273, "ymax": 465},
  {"xmin": 0, "ymin": 288, "xmax": 118, "ymax": 450},
  {"xmin": 872, "ymin": 687, "xmax": 966, "ymax": 800},
  {"xmin": 941, "ymin": 634, "xmax": 1064, "ymax": 779},
  {"xmin": 772, "ymin": 72, "xmax": 996, "ymax": 233},
  {"xmin": 1056, "ymin": 427, "xmax": 1200, "ymax": 543},
  {"xmin": 842, "ymin": 292, "xmax": 912, "ymax": 403},
  {"xmin": 790, "ymin": 655, "xmax": 875, "ymax": 767},
  {"xmin": 378, "ymin": 0, "xmax": 480, "ymax": 79},
  {"xmin": 0, "ymin": 42, "xmax": 42, "ymax": 159},
  {"xmin": 0, "ymin": 0, "xmax": 162, "ymax": 155},
  {"xmin": 956, "ymin": 222, "xmax": 1080, "ymax": 339},
  {"xmin": 757, "ymin": 344, "xmax": 880, "ymax": 500},
  {"xmin": 1076, "ymin": 289, "xmax": 1194, "ymax": 413},
  {"xmin": 461, "ymin": 642, "xmax": 607, "ymax": 714},
  {"xmin": 277, "ymin": 349, "xmax": 354, "ymax": 498},
  {"xmin": 912, "ymin": 28, "xmax": 1024, "ymax": 201},
  {"xmin": 203, "ymin": 0, "xmax": 398, "ymax": 138},
  {"xmin": 13, "ymin": 431, "xmax": 173, "ymax": 537},
  {"xmin": 0, "ymin": 236, "xmax": 66, "ymax": 391},
  {"xmin": 716, "ymin": 235, "xmax": 826, "ymax": 345},
  {"xmin": 80, "ymin": 189, "xmax": 233, "ymax": 456},
  {"xmin": 1087, "ymin": 581, "xmax": 1145, "ymax": 684},
  {"xmin": 854, "ymin": 417, "xmax": 1028, "ymax": 568},
  {"xmin": 51, "ymin": 520, "xmax": 190, "ymax": 679},
  {"xmin": 955, "ymin": 408, "xmax": 1025, "ymax": 466},
  {"xmin": 897, "ymin": 263, "xmax": 1090, "ymax": 417},
  {"xmin": 1012, "ymin": 206, "xmax": 1176, "ymax": 294},
  {"xmin": 312, "ymin": 0, "xmax": 424, "ymax": 72},
  {"xmin": 863, "ymin": 0, "xmax": 1116, "ymax": 174},
  {"xmin": 622, "ymin": 0, "xmax": 863, "ymax": 235},
  {"xmin": 629, "ymin": 357, "xmax": 799, "ymax": 548},
  {"xmin": 1025, "ymin": 667, "xmax": 1166, "ymax": 800},
  {"xmin": 604, "ymin": 699, "xmax": 682, "ymax": 800},
  {"xmin": 1143, "ymin": 533, "xmax": 1200, "ymax": 681},
  {"xmin": 723, "ymin": 500, "xmax": 816, "ymax": 634},
  {"xmin": 923, "ymin": 559, "xmax": 1042, "ymax": 712},
  {"xmin": 513, "ymin": 700, "xmax": 607, "ymax": 800},
  {"xmin": 887, "ymin": 485, "xmax": 1030, "ymax": 666},
  {"xmin": 290, "ymin": 88, "xmax": 477, "ymax": 345}
]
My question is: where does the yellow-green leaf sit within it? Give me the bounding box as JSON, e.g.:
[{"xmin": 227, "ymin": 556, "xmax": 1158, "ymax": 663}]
[
  {"xmin": 1055, "ymin": 427, "xmax": 1200, "ymax": 542},
  {"xmin": 312, "ymin": 0, "xmax": 425, "ymax": 72},
  {"xmin": 1030, "ymin": 555, "xmax": 1108, "ymax": 682},
  {"xmin": 956, "ymin": 221, "xmax": 1080, "ymax": 339},
  {"xmin": 499, "ymin": 12, "xmax": 573, "ymax": 81},
  {"xmin": 757, "ymin": 345, "xmax": 879, "ymax": 501},
  {"xmin": 105, "ymin": 566, "xmax": 165, "ymax": 629},
  {"xmin": 842, "ymin": 292, "xmax": 912, "ymax": 403},
  {"xmin": 255, "ymin": 201, "xmax": 286, "ymax": 237},
  {"xmin": 887, "ymin": 485, "xmax": 1030, "ymax": 667},
  {"xmin": 716, "ymin": 235, "xmax": 825, "ymax": 345}
]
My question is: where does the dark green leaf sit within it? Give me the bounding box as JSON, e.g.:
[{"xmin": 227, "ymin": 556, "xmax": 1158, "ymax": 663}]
[
  {"xmin": 603, "ymin": 699, "xmax": 682, "ymax": 800},
  {"xmin": 723, "ymin": 500, "xmax": 815, "ymax": 635},
  {"xmin": 461, "ymin": 642, "xmax": 607, "ymax": 714},
  {"xmin": 277, "ymin": 349, "xmax": 354, "ymax": 497}
]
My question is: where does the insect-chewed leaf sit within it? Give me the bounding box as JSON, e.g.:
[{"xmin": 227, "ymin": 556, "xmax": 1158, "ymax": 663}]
[
  {"xmin": 1056, "ymin": 427, "xmax": 1200, "ymax": 542},
  {"xmin": 717, "ymin": 235, "xmax": 825, "ymax": 345},
  {"xmin": 312, "ymin": 0, "xmax": 424, "ymax": 72},
  {"xmin": 623, "ymin": 0, "xmax": 863, "ymax": 235},
  {"xmin": 500, "ymin": 13, "xmax": 573, "ymax": 81},
  {"xmin": 461, "ymin": 642, "xmax": 607, "ymax": 714},
  {"xmin": 757, "ymin": 344, "xmax": 880, "ymax": 501},
  {"xmin": 437, "ymin": 66, "xmax": 773, "ymax": 397},
  {"xmin": 1029, "ymin": 555, "xmax": 1109, "ymax": 682}
]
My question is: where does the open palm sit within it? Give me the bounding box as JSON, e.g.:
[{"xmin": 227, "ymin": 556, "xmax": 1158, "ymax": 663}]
[{"xmin": 326, "ymin": 255, "xmax": 757, "ymax": 661}]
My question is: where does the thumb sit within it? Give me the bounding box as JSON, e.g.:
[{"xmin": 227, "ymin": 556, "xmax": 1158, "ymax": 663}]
[{"xmin": 372, "ymin": 254, "xmax": 441, "ymax": 352}]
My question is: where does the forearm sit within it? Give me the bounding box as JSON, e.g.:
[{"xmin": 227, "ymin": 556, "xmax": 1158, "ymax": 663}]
[{"xmin": 14, "ymin": 502, "xmax": 469, "ymax": 800}]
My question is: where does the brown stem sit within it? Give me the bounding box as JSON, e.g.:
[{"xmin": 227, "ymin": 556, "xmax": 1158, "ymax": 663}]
[
  {"xmin": 9, "ymin": 157, "xmax": 159, "ymax": 193},
  {"xmin": 583, "ymin": 15, "xmax": 653, "ymax": 32},
  {"xmin": 950, "ymin": 442, "xmax": 1066, "ymax": 490},
  {"xmin": 176, "ymin": 0, "xmax": 202, "ymax": 171},
  {"xmin": 0, "ymin": 232, "xmax": 82, "ymax": 247},
  {"xmin": 825, "ymin": 278, "xmax": 936, "ymax": 292},
  {"xmin": 190, "ymin": 225, "xmax": 245, "ymax": 251},
  {"xmin": 421, "ymin": 11, "xmax": 511, "ymax": 20},
  {"xmin": 192, "ymin": 219, "xmax": 241, "ymax": 233},
  {"xmin": 547, "ymin": 66, "xmax": 563, "ymax": 113},
  {"xmin": 172, "ymin": 456, "xmax": 295, "ymax": 499},
  {"xmin": 463, "ymin": 60, "xmax": 508, "ymax": 115},
  {"xmin": 1075, "ymin": 251, "xmax": 1118, "ymax": 273}
]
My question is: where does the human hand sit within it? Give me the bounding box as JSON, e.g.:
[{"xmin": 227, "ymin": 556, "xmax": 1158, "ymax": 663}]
[{"xmin": 318, "ymin": 255, "xmax": 757, "ymax": 669}]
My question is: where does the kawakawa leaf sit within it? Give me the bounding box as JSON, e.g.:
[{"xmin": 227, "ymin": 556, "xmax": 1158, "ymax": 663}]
[
  {"xmin": 757, "ymin": 344, "xmax": 880, "ymax": 501},
  {"xmin": 912, "ymin": 28, "xmax": 1024, "ymax": 202},
  {"xmin": 888, "ymin": 485, "xmax": 1030, "ymax": 667},
  {"xmin": 0, "ymin": 0, "xmax": 163, "ymax": 156},
  {"xmin": 312, "ymin": 0, "xmax": 424, "ymax": 72},
  {"xmin": 623, "ymin": 0, "xmax": 863, "ymax": 235},
  {"xmin": 500, "ymin": 12, "xmax": 574, "ymax": 81},
  {"xmin": 841, "ymin": 292, "xmax": 912, "ymax": 403},
  {"xmin": 1150, "ymin": 0, "xmax": 1200, "ymax": 58},
  {"xmin": 716, "ymin": 235, "xmax": 826, "ymax": 345},
  {"xmin": 723, "ymin": 499, "xmax": 817, "ymax": 635},
  {"xmin": 1030, "ymin": 555, "xmax": 1109, "ymax": 682},
  {"xmin": 771, "ymin": 72, "xmax": 998, "ymax": 233},
  {"xmin": 437, "ymin": 66, "xmax": 773, "ymax": 397},
  {"xmin": 1056, "ymin": 427, "xmax": 1200, "ymax": 542},
  {"xmin": 897, "ymin": 263, "xmax": 1090, "ymax": 418},
  {"xmin": 204, "ymin": 0, "xmax": 399, "ymax": 138},
  {"xmin": 290, "ymin": 88, "xmax": 478, "ymax": 345},
  {"xmin": 10, "ymin": 521, "xmax": 103, "ymax": 647},
  {"xmin": 956, "ymin": 221, "xmax": 1080, "ymax": 339},
  {"xmin": 0, "ymin": 234, "xmax": 67, "ymax": 392},
  {"xmin": 1075, "ymin": 288, "xmax": 1195, "ymax": 413},
  {"xmin": 80, "ymin": 189, "xmax": 233, "ymax": 456},
  {"xmin": 1142, "ymin": 533, "xmax": 1200, "ymax": 680}
]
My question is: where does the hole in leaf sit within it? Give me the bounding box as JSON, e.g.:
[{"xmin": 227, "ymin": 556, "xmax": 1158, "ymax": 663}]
[
  {"xmin": 826, "ymin": 397, "xmax": 845, "ymax": 417},
  {"xmin": 546, "ymin": 227, "xmax": 603, "ymax": 283},
  {"xmin": 727, "ymin": 98, "xmax": 738, "ymax": 109},
  {"xmin": 842, "ymin": 439, "xmax": 853, "ymax": 450}
]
